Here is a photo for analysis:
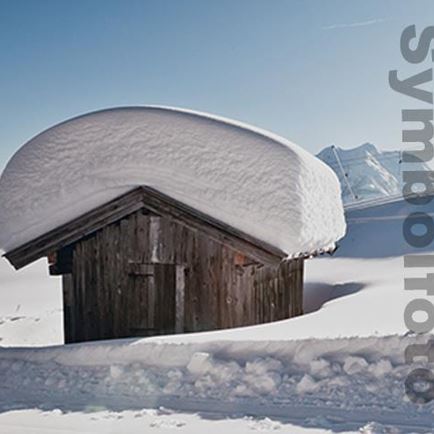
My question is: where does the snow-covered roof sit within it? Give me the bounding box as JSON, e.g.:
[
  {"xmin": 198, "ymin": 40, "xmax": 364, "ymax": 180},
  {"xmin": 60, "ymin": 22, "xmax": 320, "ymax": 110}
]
[{"xmin": 0, "ymin": 106, "xmax": 346, "ymax": 256}]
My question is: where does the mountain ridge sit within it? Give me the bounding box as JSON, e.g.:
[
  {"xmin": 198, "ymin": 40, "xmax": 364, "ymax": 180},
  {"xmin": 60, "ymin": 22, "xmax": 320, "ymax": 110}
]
[{"xmin": 316, "ymin": 142, "xmax": 430, "ymax": 204}]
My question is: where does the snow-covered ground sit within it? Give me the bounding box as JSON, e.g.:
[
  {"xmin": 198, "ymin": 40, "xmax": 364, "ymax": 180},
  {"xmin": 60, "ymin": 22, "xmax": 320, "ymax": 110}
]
[
  {"xmin": 1, "ymin": 195, "xmax": 433, "ymax": 433},
  {"xmin": 0, "ymin": 259, "xmax": 62, "ymax": 347},
  {"xmin": 1, "ymin": 328, "xmax": 433, "ymax": 431},
  {"xmin": 0, "ymin": 409, "xmax": 362, "ymax": 434}
]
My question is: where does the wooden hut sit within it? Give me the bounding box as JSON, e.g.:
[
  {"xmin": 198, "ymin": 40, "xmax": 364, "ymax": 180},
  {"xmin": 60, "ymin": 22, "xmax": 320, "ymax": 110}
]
[
  {"xmin": 5, "ymin": 186, "xmax": 304, "ymax": 343},
  {"xmin": 0, "ymin": 107, "xmax": 345, "ymax": 344}
]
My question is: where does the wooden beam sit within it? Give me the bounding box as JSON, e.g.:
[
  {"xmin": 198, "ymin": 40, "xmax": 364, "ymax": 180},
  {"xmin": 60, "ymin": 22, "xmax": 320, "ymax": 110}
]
[
  {"xmin": 4, "ymin": 186, "xmax": 286, "ymax": 270},
  {"xmin": 4, "ymin": 188, "xmax": 147, "ymax": 270},
  {"xmin": 49, "ymin": 246, "xmax": 73, "ymax": 275}
]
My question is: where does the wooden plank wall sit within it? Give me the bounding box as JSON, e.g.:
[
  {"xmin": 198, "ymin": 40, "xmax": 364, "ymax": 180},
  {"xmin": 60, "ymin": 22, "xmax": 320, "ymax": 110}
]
[{"xmin": 61, "ymin": 210, "xmax": 304, "ymax": 342}]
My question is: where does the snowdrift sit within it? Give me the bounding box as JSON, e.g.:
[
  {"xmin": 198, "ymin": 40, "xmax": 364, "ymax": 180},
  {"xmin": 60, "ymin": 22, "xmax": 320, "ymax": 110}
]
[
  {"xmin": 0, "ymin": 106, "xmax": 345, "ymax": 255},
  {"xmin": 1, "ymin": 335, "xmax": 433, "ymax": 431}
]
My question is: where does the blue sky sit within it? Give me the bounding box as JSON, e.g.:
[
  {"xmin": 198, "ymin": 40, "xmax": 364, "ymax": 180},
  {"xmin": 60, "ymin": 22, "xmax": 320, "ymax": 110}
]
[{"xmin": 1, "ymin": 0, "xmax": 434, "ymax": 169}]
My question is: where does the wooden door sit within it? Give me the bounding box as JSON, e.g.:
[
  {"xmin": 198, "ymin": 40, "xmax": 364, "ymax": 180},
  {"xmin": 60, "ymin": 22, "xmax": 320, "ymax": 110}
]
[{"xmin": 128, "ymin": 263, "xmax": 178, "ymax": 337}]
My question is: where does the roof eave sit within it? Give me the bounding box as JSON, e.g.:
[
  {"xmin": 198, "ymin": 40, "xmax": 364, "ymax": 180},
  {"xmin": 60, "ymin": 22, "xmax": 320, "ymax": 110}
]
[{"xmin": 4, "ymin": 186, "xmax": 289, "ymax": 270}]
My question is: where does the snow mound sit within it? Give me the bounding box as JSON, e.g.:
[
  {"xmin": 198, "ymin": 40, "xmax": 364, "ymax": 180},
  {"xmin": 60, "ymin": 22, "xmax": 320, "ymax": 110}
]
[
  {"xmin": 1, "ymin": 335, "xmax": 433, "ymax": 431},
  {"xmin": 317, "ymin": 143, "xmax": 431, "ymax": 205},
  {"xmin": 0, "ymin": 106, "xmax": 345, "ymax": 255}
]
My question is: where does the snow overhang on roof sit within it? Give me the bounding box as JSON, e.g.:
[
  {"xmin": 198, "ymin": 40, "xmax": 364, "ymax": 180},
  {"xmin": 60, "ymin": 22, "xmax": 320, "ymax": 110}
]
[{"xmin": 0, "ymin": 106, "xmax": 346, "ymax": 259}]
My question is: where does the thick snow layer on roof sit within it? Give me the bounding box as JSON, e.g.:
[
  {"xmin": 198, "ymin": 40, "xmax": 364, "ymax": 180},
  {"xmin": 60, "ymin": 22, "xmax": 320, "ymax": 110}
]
[{"xmin": 0, "ymin": 106, "xmax": 345, "ymax": 254}]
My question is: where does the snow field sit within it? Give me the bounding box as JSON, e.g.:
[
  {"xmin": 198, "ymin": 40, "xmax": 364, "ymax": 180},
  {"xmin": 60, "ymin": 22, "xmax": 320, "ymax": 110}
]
[
  {"xmin": 0, "ymin": 408, "xmax": 370, "ymax": 434},
  {"xmin": 1, "ymin": 164, "xmax": 433, "ymax": 432}
]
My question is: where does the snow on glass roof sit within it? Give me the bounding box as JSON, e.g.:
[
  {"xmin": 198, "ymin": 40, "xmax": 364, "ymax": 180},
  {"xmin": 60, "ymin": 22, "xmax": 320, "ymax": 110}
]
[{"xmin": 0, "ymin": 106, "xmax": 346, "ymax": 256}]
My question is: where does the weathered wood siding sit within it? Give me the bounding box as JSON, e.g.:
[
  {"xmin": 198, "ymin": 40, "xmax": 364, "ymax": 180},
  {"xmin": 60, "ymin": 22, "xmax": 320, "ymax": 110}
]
[{"xmin": 60, "ymin": 209, "xmax": 304, "ymax": 343}]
